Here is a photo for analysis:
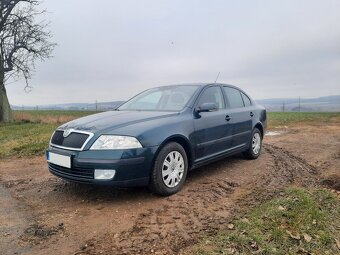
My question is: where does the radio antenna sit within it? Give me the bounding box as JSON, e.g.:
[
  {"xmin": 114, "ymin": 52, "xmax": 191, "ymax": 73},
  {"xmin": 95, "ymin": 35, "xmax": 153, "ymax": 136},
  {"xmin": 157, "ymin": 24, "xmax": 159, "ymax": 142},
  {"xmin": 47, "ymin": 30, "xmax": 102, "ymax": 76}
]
[{"xmin": 214, "ymin": 72, "xmax": 220, "ymax": 83}]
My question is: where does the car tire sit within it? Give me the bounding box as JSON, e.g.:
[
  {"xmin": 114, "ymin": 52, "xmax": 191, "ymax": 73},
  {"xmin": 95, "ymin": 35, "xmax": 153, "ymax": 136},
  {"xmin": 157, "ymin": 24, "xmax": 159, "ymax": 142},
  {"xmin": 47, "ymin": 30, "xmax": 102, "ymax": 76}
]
[
  {"xmin": 149, "ymin": 142, "xmax": 188, "ymax": 196},
  {"xmin": 243, "ymin": 128, "xmax": 262, "ymax": 160}
]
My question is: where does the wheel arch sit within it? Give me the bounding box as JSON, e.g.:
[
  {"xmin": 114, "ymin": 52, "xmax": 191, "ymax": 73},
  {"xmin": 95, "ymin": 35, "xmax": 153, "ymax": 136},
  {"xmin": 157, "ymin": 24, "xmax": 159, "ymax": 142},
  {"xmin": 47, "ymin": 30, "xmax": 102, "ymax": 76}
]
[
  {"xmin": 254, "ymin": 122, "xmax": 264, "ymax": 138},
  {"xmin": 155, "ymin": 135, "xmax": 194, "ymax": 170}
]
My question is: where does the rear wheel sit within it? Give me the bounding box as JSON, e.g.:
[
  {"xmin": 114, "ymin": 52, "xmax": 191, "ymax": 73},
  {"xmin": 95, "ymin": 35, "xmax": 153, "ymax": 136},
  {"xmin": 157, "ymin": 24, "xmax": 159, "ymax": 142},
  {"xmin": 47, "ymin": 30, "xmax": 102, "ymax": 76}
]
[
  {"xmin": 149, "ymin": 142, "xmax": 188, "ymax": 196},
  {"xmin": 243, "ymin": 128, "xmax": 262, "ymax": 159}
]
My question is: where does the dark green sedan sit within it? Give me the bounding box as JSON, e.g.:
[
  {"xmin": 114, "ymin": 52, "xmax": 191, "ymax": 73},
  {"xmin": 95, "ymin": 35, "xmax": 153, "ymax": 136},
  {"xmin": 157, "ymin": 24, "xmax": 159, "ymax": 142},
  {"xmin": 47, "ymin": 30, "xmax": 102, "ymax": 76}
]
[{"xmin": 47, "ymin": 83, "xmax": 266, "ymax": 196}]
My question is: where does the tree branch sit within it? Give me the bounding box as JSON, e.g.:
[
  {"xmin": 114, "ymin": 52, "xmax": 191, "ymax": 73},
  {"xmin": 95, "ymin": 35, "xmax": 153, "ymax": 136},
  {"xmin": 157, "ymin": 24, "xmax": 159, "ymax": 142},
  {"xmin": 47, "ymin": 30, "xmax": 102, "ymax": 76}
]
[{"xmin": 0, "ymin": 0, "xmax": 55, "ymax": 89}]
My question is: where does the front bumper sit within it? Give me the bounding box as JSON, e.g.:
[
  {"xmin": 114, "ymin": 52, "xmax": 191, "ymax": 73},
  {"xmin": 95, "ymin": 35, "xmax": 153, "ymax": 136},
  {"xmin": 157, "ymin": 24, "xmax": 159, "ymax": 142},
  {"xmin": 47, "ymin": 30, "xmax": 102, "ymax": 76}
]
[{"xmin": 47, "ymin": 145, "xmax": 158, "ymax": 187}]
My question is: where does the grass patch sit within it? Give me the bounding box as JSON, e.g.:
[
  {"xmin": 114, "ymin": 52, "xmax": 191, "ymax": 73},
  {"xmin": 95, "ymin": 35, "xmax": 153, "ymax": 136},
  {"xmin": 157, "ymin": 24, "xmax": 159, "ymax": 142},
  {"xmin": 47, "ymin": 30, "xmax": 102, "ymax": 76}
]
[
  {"xmin": 0, "ymin": 122, "xmax": 58, "ymax": 158},
  {"xmin": 267, "ymin": 112, "xmax": 340, "ymax": 128},
  {"xmin": 190, "ymin": 188, "xmax": 340, "ymax": 255},
  {"xmin": 0, "ymin": 110, "xmax": 96, "ymax": 158}
]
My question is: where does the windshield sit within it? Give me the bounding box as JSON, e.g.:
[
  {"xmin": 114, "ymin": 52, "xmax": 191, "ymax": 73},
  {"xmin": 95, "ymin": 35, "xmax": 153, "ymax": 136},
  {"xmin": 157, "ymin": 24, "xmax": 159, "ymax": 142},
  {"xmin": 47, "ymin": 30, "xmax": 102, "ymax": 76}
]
[{"xmin": 118, "ymin": 85, "xmax": 199, "ymax": 111}]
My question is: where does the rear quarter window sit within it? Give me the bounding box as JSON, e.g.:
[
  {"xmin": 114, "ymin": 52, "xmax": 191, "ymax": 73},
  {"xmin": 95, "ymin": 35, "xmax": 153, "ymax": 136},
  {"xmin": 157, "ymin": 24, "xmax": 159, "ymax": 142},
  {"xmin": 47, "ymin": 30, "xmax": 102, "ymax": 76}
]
[
  {"xmin": 241, "ymin": 92, "xmax": 252, "ymax": 107},
  {"xmin": 223, "ymin": 87, "xmax": 244, "ymax": 109}
]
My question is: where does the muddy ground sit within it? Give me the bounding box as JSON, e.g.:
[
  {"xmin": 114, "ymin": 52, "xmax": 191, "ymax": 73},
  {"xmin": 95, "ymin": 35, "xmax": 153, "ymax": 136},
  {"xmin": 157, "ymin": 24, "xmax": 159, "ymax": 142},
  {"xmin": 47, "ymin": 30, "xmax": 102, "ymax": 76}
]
[{"xmin": 0, "ymin": 122, "xmax": 339, "ymax": 255}]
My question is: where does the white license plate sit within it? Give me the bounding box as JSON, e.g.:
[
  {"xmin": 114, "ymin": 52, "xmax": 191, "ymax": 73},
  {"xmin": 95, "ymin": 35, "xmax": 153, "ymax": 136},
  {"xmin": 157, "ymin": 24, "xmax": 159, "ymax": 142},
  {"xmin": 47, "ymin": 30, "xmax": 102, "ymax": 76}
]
[{"xmin": 47, "ymin": 152, "xmax": 71, "ymax": 168}]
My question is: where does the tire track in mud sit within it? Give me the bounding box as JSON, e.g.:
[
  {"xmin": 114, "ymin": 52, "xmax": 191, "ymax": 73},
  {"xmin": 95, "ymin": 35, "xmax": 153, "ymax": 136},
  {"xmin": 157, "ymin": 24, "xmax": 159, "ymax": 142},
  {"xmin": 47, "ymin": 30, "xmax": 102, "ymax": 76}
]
[
  {"xmin": 77, "ymin": 144, "xmax": 320, "ymax": 255},
  {"xmin": 264, "ymin": 144, "xmax": 319, "ymax": 188},
  {"xmin": 235, "ymin": 144, "xmax": 320, "ymax": 209}
]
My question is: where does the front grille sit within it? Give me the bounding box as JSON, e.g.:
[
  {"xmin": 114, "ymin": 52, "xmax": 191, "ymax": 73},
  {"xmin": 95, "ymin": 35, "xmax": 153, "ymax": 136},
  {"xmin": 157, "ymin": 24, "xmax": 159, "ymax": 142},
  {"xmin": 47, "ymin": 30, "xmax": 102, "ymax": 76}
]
[
  {"xmin": 51, "ymin": 130, "xmax": 90, "ymax": 149},
  {"xmin": 48, "ymin": 163, "xmax": 94, "ymax": 180}
]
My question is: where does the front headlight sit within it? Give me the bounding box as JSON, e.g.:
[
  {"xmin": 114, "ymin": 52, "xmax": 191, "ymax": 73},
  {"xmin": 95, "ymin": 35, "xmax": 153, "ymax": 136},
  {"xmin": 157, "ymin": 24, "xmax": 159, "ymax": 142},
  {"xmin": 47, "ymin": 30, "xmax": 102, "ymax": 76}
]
[{"xmin": 90, "ymin": 135, "xmax": 142, "ymax": 150}]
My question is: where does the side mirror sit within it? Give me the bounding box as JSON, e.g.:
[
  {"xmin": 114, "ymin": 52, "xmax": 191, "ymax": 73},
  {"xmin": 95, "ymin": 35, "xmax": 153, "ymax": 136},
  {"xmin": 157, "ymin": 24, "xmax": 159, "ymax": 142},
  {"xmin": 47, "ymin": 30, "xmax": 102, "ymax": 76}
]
[{"xmin": 195, "ymin": 102, "xmax": 218, "ymax": 113}]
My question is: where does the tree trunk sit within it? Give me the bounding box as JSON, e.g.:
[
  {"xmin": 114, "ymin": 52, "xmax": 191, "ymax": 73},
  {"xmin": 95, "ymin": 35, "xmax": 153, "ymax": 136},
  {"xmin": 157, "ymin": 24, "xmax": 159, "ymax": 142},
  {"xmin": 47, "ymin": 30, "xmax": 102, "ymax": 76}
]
[{"xmin": 0, "ymin": 71, "xmax": 12, "ymax": 122}]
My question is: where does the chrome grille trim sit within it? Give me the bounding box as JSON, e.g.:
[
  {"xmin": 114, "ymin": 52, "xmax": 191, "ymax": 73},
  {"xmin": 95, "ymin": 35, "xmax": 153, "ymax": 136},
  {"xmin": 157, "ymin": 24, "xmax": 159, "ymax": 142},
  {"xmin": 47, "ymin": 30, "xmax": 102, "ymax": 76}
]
[{"xmin": 50, "ymin": 129, "xmax": 94, "ymax": 151}]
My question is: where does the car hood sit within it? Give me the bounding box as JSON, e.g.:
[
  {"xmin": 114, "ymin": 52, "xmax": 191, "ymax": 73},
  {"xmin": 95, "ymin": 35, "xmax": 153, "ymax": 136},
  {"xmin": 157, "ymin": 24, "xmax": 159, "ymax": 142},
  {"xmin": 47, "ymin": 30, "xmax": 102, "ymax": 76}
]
[{"xmin": 59, "ymin": 110, "xmax": 178, "ymax": 133}]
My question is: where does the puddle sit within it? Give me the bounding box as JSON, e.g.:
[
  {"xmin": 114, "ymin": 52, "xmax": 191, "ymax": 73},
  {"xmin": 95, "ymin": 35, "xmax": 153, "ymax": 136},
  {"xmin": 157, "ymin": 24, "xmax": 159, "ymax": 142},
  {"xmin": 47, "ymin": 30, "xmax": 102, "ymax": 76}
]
[{"xmin": 266, "ymin": 131, "xmax": 282, "ymax": 136}]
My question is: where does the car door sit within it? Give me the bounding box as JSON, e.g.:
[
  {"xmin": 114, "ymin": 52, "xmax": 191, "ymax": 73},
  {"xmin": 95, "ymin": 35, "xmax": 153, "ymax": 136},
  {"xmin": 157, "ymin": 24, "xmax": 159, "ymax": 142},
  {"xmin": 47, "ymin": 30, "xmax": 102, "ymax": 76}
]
[
  {"xmin": 223, "ymin": 86, "xmax": 253, "ymax": 149},
  {"xmin": 193, "ymin": 86, "xmax": 233, "ymax": 161}
]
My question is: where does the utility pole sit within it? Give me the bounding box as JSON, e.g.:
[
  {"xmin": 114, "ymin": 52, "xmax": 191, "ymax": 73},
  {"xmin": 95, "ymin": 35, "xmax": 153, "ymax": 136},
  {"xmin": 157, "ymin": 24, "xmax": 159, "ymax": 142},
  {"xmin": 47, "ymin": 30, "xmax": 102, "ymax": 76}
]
[
  {"xmin": 282, "ymin": 102, "xmax": 285, "ymax": 112},
  {"xmin": 95, "ymin": 100, "xmax": 98, "ymax": 112},
  {"xmin": 298, "ymin": 96, "xmax": 301, "ymax": 112}
]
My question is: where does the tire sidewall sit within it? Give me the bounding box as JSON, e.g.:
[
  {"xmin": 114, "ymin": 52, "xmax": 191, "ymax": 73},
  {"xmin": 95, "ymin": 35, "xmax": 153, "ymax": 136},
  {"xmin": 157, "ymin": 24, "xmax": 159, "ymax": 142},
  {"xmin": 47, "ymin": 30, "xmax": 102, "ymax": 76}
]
[{"xmin": 151, "ymin": 142, "xmax": 188, "ymax": 196}]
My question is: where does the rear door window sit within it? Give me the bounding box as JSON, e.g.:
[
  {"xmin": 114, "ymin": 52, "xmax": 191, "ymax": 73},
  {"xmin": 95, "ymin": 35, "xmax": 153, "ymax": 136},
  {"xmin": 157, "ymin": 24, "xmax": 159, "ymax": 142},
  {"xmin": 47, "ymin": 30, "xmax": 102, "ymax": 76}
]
[{"xmin": 223, "ymin": 87, "xmax": 244, "ymax": 109}]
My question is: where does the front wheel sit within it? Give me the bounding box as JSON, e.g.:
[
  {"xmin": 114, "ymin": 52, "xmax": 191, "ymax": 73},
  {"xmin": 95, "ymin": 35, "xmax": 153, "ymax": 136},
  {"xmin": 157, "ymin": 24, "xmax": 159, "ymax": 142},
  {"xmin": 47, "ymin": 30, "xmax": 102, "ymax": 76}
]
[
  {"xmin": 243, "ymin": 128, "xmax": 262, "ymax": 159},
  {"xmin": 149, "ymin": 142, "xmax": 188, "ymax": 196}
]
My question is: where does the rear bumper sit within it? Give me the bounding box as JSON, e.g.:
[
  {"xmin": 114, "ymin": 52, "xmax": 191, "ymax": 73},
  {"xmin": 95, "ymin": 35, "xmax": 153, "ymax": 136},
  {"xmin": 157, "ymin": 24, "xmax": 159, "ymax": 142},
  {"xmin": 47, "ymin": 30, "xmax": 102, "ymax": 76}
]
[{"xmin": 47, "ymin": 145, "xmax": 158, "ymax": 187}]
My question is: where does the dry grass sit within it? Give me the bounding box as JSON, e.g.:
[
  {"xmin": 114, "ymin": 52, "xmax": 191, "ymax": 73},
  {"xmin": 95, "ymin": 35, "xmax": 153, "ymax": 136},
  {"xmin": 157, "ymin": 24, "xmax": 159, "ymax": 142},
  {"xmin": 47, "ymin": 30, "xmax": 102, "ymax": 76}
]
[{"xmin": 13, "ymin": 110, "xmax": 96, "ymax": 124}]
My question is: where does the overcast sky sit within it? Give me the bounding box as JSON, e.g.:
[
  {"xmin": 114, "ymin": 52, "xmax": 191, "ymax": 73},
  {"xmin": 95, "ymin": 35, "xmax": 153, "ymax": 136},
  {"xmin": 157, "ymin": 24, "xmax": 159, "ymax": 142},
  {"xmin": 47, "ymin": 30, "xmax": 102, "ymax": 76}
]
[{"xmin": 6, "ymin": 0, "xmax": 340, "ymax": 105}]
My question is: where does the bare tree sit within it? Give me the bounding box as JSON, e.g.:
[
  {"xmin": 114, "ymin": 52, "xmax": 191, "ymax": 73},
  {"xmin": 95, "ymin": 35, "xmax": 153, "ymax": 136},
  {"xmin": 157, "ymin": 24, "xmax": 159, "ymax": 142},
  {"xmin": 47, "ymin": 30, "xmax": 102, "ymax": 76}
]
[{"xmin": 0, "ymin": 0, "xmax": 55, "ymax": 122}]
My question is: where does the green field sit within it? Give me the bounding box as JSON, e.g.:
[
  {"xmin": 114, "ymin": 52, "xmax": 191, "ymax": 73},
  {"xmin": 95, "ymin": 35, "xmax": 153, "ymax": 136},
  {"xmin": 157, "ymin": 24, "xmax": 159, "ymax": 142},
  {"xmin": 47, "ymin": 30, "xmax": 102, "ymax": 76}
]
[
  {"xmin": 190, "ymin": 188, "xmax": 340, "ymax": 255},
  {"xmin": 0, "ymin": 111, "xmax": 339, "ymax": 159}
]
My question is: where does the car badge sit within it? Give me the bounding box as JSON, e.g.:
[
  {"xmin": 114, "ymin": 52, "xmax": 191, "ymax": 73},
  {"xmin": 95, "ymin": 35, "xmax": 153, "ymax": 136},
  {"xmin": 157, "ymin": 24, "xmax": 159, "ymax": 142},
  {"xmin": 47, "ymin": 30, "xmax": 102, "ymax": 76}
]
[{"xmin": 63, "ymin": 129, "xmax": 73, "ymax": 138}]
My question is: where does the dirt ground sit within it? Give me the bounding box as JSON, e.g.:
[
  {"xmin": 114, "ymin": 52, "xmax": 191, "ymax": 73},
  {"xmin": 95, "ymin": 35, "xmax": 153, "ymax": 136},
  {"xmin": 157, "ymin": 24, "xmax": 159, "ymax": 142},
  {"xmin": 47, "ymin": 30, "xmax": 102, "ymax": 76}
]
[{"xmin": 0, "ymin": 122, "xmax": 339, "ymax": 255}]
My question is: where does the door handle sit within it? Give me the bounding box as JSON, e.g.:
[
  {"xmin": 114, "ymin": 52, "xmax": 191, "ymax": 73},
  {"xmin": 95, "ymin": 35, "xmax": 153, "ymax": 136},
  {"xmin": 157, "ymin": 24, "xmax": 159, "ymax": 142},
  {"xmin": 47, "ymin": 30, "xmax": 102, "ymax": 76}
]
[
  {"xmin": 225, "ymin": 115, "xmax": 231, "ymax": 121},
  {"xmin": 250, "ymin": 112, "xmax": 254, "ymax": 117}
]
